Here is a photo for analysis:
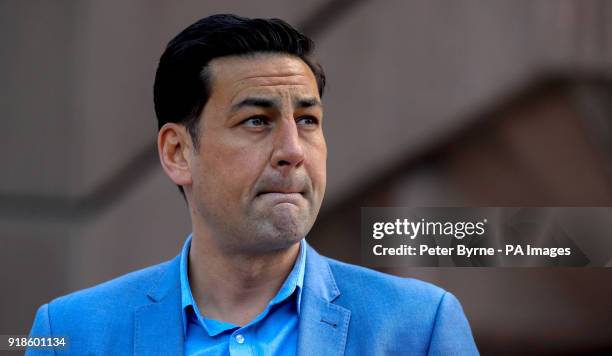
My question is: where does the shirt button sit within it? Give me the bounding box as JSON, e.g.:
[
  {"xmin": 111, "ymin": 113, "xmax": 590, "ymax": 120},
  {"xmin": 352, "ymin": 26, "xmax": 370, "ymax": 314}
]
[{"xmin": 235, "ymin": 334, "xmax": 245, "ymax": 344}]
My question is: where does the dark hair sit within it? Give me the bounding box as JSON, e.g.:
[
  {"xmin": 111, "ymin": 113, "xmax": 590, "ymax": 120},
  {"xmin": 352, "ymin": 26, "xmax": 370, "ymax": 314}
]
[{"xmin": 154, "ymin": 14, "xmax": 326, "ymax": 148}]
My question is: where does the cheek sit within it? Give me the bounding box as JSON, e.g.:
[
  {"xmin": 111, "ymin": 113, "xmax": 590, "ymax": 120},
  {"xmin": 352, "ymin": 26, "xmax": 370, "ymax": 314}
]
[{"xmin": 199, "ymin": 142, "xmax": 267, "ymax": 198}]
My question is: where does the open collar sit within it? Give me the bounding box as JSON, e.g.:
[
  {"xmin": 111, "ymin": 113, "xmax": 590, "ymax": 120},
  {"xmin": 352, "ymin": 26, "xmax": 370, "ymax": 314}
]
[{"xmin": 134, "ymin": 239, "xmax": 351, "ymax": 356}]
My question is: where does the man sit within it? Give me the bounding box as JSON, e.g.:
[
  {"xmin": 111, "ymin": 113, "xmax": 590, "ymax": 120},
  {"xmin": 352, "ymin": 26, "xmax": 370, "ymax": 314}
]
[{"xmin": 28, "ymin": 14, "xmax": 478, "ymax": 355}]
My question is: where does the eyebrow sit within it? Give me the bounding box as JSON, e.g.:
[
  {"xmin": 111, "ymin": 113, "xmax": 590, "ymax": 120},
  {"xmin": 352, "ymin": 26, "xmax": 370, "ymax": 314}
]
[
  {"xmin": 295, "ymin": 97, "xmax": 322, "ymax": 108},
  {"xmin": 230, "ymin": 97, "xmax": 279, "ymax": 113},
  {"xmin": 230, "ymin": 96, "xmax": 322, "ymax": 113}
]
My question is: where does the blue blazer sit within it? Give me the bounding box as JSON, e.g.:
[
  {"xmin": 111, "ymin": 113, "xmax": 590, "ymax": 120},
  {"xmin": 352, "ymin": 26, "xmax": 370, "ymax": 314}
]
[{"xmin": 28, "ymin": 241, "xmax": 478, "ymax": 355}]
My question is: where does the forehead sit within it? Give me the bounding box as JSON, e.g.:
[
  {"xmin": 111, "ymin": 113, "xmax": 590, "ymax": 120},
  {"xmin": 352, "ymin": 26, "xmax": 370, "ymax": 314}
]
[{"xmin": 207, "ymin": 53, "xmax": 320, "ymax": 105}]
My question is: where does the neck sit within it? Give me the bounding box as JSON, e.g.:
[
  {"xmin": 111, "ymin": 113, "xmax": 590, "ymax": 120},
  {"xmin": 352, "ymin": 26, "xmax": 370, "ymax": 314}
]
[{"xmin": 188, "ymin": 230, "xmax": 301, "ymax": 326}]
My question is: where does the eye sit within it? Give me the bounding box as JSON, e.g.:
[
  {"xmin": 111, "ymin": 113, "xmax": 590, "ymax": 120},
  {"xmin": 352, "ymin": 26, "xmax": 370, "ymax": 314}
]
[
  {"xmin": 242, "ymin": 116, "xmax": 269, "ymax": 127},
  {"xmin": 296, "ymin": 115, "xmax": 319, "ymax": 126}
]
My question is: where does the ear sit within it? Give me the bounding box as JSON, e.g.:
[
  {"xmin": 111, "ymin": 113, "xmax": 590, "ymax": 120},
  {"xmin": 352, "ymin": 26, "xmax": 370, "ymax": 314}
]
[{"xmin": 157, "ymin": 123, "xmax": 194, "ymax": 187}]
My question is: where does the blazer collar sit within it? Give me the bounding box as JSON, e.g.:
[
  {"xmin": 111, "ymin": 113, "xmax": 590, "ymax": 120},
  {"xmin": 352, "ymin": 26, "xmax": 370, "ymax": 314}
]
[
  {"xmin": 297, "ymin": 241, "xmax": 351, "ymax": 356},
  {"xmin": 133, "ymin": 240, "xmax": 351, "ymax": 356},
  {"xmin": 134, "ymin": 255, "xmax": 184, "ymax": 356}
]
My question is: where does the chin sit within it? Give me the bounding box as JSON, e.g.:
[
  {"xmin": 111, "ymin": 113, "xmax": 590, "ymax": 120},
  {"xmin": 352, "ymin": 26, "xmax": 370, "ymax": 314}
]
[
  {"xmin": 262, "ymin": 224, "xmax": 305, "ymax": 250},
  {"xmin": 244, "ymin": 220, "xmax": 307, "ymax": 253},
  {"xmin": 241, "ymin": 206, "xmax": 315, "ymax": 252}
]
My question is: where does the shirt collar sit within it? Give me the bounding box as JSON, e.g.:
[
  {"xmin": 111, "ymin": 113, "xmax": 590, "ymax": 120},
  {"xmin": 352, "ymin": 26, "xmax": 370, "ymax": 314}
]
[{"xmin": 179, "ymin": 234, "xmax": 307, "ymax": 337}]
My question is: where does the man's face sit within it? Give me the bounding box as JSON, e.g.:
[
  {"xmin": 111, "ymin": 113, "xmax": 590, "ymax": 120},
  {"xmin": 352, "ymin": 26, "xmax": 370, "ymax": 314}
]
[{"xmin": 188, "ymin": 53, "xmax": 326, "ymax": 253}]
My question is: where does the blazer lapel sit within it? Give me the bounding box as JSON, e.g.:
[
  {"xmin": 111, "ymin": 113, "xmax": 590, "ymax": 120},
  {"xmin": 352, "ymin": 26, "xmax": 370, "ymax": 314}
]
[
  {"xmin": 297, "ymin": 242, "xmax": 351, "ymax": 356},
  {"xmin": 134, "ymin": 256, "xmax": 184, "ymax": 356},
  {"xmin": 132, "ymin": 242, "xmax": 351, "ymax": 355}
]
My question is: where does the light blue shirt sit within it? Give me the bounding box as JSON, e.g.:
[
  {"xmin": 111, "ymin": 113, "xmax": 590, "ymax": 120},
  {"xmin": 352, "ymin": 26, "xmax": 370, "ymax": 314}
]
[{"xmin": 179, "ymin": 235, "xmax": 306, "ymax": 356}]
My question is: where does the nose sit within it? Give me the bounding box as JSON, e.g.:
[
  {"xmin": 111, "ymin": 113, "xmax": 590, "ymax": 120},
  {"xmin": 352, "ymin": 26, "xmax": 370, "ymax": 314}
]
[{"xmin": 271, "ymin": 118, "xmax": 305, "ymax": 172}]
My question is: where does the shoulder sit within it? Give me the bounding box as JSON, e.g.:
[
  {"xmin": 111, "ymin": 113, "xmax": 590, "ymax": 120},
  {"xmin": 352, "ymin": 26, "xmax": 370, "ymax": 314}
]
[
  {"xmin": 320, "ymin": 256, "xmax": 475, "ymax": 353},
  {"xmin": 303, "ymin": 243, "xmax": 449, "ymax": 314},
  {"xmin": 45, "ymin": 257, "xmax": 177, "ymax": 327},
  {"xmin": 52, "ymin": 258, "xmax": 172, "ymax": 307},
  {"xmin": 324, "ymin": 257, "xmax": 478, "ymax": 354},
  {"xmin": 325, "ymin": 256, "xmax": 447, "ymax": 306},
  {"xmin": 321, "ymin": 256, "xmax": 453, "ymax": 332},
  {"xmin": 27, "ymin": 258, "xmax": 179, "ymax": 353}
]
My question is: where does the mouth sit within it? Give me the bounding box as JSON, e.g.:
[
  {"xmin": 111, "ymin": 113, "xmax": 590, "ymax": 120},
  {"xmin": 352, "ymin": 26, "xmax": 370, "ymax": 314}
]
[
  {"xmin": 256, "ymin": 190, "xmax": 305, "ymax": 196},
  {"xmin": 255, "ymin": 191, "xmax": 305, "ymax": 205}
]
